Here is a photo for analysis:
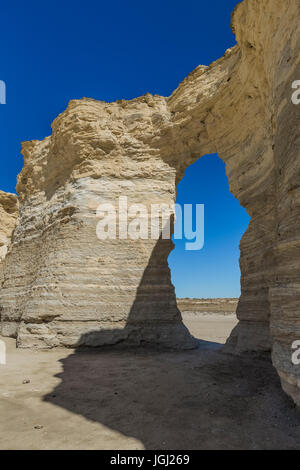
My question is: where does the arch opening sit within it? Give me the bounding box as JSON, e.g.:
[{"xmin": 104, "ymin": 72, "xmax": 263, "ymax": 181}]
[{"xmin": 169, "ymin": 154, "xmax": 250, "ymax": 346}]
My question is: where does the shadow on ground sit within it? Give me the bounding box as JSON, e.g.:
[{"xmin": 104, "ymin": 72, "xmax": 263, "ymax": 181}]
[
  {"xmin": 43, "ymin": 235, "xmax": 300, "ymax": 449},
  {"xmin": 44, "ymin": 343, "xmax": 300, "ymax": 449}
]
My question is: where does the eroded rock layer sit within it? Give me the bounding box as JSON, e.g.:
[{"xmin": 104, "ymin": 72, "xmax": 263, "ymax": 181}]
[
  {"xmin": 1, "ymin": 98, "xmax": 196, "ymax": 348},
  {"xmin": 0, "ymin": 0, "xmax": 300, "ymax": 405},
  {"xmin": 0, "ymin": 191, "xmax": 18, "ymax": 279}
]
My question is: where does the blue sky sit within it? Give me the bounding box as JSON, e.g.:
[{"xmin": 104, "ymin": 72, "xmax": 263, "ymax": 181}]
[
  {"xmin": 0, "ymin": 0, "xmax": 248, "ymax": 298},
  {"xmin": 170, "ymin": 155, "xmax": 250, "ymax": 298}
]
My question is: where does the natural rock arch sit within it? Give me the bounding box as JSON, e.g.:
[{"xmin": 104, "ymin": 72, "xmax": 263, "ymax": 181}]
[{"xmin": 0, "ymin": 0, "xmax": 299, "ymax": 405}]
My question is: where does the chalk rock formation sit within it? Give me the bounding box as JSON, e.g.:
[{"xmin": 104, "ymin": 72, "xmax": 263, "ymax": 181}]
[
  {"xmin": 0, "ymin": 0, "xmax": 300, "ymax": 405},
  {"xmin": 0, "ymin": 191, "xmax": 18, "ymax": 275},
  {"xmin": 0, "ymin": 98, "xmax": 196, "ymax": 348}
]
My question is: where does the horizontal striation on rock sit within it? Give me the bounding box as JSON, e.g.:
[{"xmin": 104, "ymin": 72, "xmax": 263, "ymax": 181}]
[{"xmin": 0, "ymin": 0, "xmax": 300, "ymax": 405}]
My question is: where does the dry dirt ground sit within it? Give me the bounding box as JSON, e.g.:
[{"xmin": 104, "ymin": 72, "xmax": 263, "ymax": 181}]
[{"xmin": 0, "ymin": 313, "xmax": 300, "ymax": 450}]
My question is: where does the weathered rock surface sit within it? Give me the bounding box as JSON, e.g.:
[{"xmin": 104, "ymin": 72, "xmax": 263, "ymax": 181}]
[
  {"xmin": 0, "ymin": 191, "xmax": 18, "ymax": 279},
  {"xmin": 0, "ymin": 0, "xmax": 300, "ymax": 405},
  {"xmin": 1, "ymin": 99, "xmax": 196, "ymax": 349}
]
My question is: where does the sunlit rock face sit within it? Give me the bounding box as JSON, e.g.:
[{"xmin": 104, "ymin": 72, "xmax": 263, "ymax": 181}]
[
  {"xmin": 0, "ymin": 98, "xmax": 196, "ymax": 350},
  {"xmin": 0, "ymin": 191, "xmax": 18, "ymax": 278},
  {"xmin": 0, "ymin": 0, "xmax": 300, "ymax": 405}
]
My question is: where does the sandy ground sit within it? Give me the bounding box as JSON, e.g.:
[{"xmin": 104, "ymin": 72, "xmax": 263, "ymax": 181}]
[{"xmin": 0, "ymin": 313, "xmax": 300, "ymax": 450}]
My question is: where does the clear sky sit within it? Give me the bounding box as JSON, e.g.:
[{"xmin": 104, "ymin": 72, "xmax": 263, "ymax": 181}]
[
  {"xmin": 0, "ymin": 0, "xmax": 248, "ymax": 298},
  {"xmin": 169, "ymin": 155, "xmax": 250, "ymax": 298}
]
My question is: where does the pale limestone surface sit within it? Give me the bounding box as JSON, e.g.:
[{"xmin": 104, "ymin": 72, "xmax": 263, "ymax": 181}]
[
  {"xmin": 0, "ymin": 191, "xmax": 18, "ymax": 280},
  {"xmin": 0, "ymin": 0, "xmax": 300, "ymax": 405}
]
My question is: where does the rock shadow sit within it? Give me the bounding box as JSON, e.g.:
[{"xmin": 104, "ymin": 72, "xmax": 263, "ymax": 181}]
[
  {"xmin": 43, "ymin": 344, "xmax": 300, "ymax": 449},
  {"xmin": 43, "ymin": 239, "xmax": 300, "ymax": 449},
  {"xmin": 75, "ymin": 234, "xmax": 199, "ymax": 350}
]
